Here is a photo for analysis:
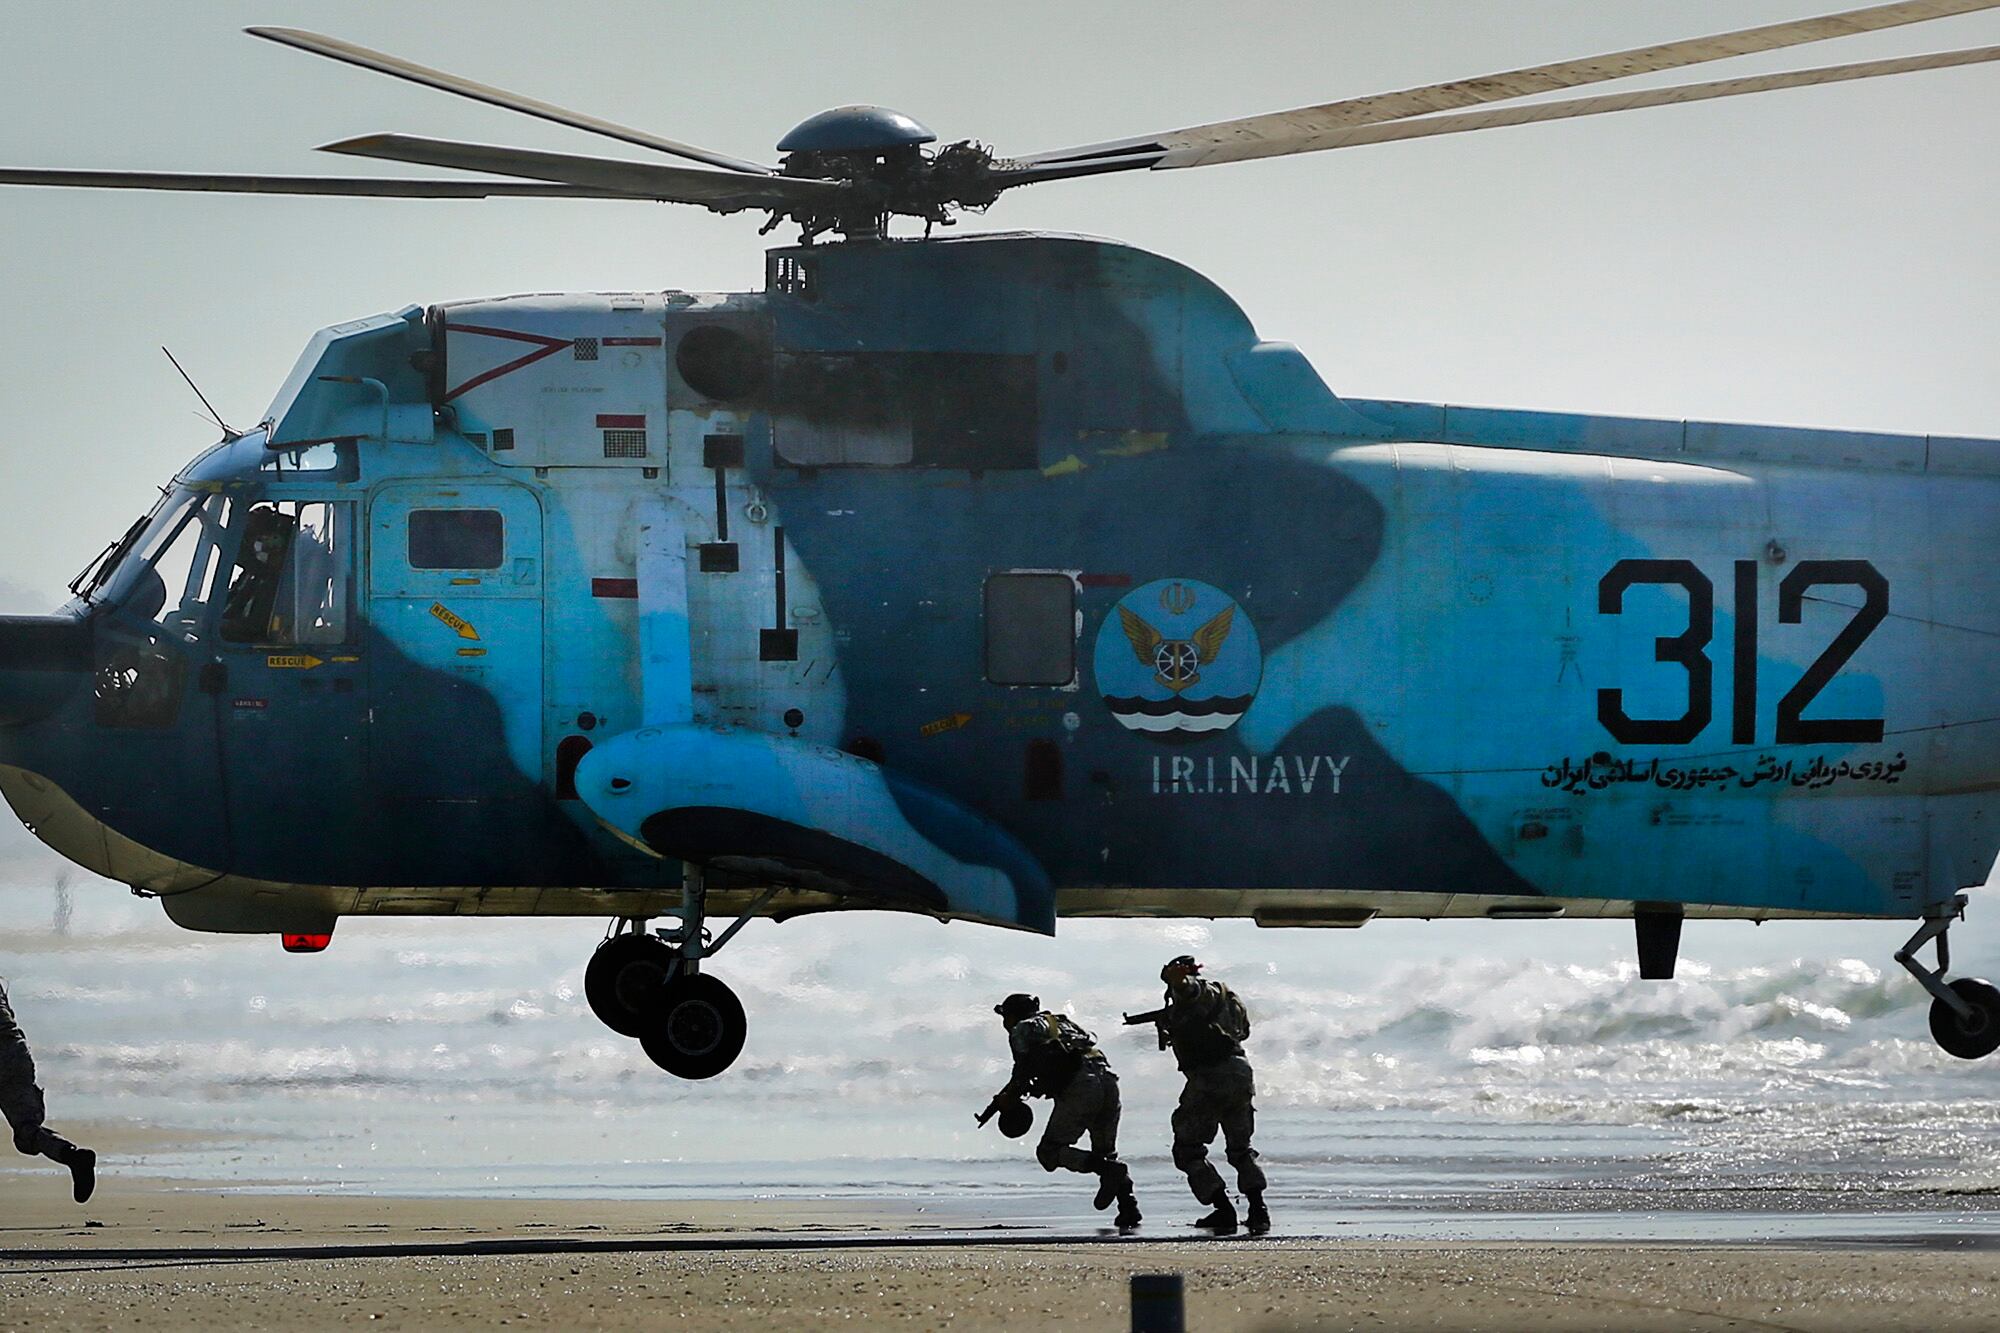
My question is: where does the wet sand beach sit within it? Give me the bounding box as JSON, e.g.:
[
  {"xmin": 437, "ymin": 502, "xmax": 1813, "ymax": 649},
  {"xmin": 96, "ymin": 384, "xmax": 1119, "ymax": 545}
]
[{"xmin": 5, "ymin": 1179, "xmax": 2000, "ymax": 1331}]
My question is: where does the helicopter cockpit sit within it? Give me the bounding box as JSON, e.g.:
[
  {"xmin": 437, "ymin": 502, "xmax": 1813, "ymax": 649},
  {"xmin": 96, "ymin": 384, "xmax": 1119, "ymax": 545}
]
[{"xmin": 73, "ymin": 438, "xmax": 358, "ymax": 729}]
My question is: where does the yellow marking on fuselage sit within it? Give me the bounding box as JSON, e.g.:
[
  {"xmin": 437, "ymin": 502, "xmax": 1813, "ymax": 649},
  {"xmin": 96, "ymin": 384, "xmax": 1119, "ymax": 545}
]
[{"xmin": 429, "ymin": 603, "xmax": 481, "ymax": 641}]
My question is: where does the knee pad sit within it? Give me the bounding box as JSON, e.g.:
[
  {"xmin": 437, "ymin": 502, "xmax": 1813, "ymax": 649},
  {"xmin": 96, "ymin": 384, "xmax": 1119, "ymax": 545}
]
[
  {"xmin": 1036, "ymin": 1142, "xmax": 1063, "ymax": 1172},
  {"xmin": 1225, "ymin": 1146, "xmax": 1258, "ymax": 1167},
  {"xmin": 1172, "ymin": 1142, "xmax": 1205, "ymax": 1171},
  {"xmin": 12, "ymin": 1124, "xmax": 38, "ymax": 1156}
]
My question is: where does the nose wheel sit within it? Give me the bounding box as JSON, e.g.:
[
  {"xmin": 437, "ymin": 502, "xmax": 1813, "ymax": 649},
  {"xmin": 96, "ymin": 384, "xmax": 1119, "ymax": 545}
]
[{"xmin": 585, "ymin": 867, "xmax": 774, "ymax": 1080}]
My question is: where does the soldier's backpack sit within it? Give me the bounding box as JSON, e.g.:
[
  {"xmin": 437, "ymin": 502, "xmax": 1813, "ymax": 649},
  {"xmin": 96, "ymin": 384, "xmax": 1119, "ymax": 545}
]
[
  {"xmin": 1174, "ymin": 983, "xmax": 1251, "ymax": 1068},
  {"xmin": 1030, "ymin": 1012, "xmax": 1097, "ymax": 1095}
]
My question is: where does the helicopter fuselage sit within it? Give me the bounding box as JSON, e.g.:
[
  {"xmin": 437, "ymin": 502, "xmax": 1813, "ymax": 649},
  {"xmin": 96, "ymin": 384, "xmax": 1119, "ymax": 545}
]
[{"xmin": 1, "ymin": 232, "xmax": 1994, "ymax": 938}]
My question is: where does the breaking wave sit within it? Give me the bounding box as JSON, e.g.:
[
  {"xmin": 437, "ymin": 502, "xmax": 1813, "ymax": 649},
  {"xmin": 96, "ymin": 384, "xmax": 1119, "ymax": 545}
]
[{"xmin": 7, "ymin": 880, "xmax": 2000, "ymax": 1200}]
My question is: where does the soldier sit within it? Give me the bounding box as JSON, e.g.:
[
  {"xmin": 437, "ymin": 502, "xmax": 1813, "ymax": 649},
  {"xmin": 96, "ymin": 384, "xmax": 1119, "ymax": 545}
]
[
  {"xmin": 979, "ymin": 992, "xmax": 1141, "ymax": 1230},
  {"xmin": 1157, "ymin": 954, "xmax": 1266, "ymax": 1235},
  {"xmin": 0, "ymin": 979, "xmax": 95, "ymax": 1203}
]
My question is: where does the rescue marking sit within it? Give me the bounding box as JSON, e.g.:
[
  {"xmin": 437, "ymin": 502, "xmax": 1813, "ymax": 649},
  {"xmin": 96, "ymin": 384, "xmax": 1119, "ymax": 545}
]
[
  {"xmin": 456, "ymin": 648, "xmax": 488, "ymax": 658},
  {"xmin": 440, "ymin": 324, "xmax": 575, "ymax": 402},
  {"xmin": 601, "ymin": 337, "xmax": 662, "ymax": 347},
  {"xmin": 595, "ymin": 413, "xmax": 646, "ymax": 429},
  {"xmin": 921, "ymin": 712, "xmax": 974, "ymax": 737},
  {"xmin": 428, "ymin": 603, "xmax": 481, "ymax": 641},
  {"xmin": 266, "ymin": 654, "xmax": 324, "ymax": 670}
]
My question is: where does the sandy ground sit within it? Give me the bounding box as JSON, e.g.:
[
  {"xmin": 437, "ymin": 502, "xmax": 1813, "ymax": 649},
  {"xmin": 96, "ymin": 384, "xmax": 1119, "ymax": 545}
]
[{"xmin": 5, "ymin": 1168, "xmax": 2000, "ymax": 1330}]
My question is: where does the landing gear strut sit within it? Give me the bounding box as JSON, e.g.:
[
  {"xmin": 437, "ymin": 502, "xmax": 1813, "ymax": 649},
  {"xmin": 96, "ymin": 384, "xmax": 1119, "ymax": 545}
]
[
  {"xmin": 1896, "ymin": 894, "xmax": 2000, "ymax": 1061},
  {"xmin": 583, "ymin": 866, "xmax": 777, "ymax": 1080}
]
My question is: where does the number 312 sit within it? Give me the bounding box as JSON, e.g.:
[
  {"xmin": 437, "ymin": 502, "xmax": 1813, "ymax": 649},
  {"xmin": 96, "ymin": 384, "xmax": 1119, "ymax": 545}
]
[{"xmin": 1597, "ymin": 559, "xmax": 1887, "ymax": 747}]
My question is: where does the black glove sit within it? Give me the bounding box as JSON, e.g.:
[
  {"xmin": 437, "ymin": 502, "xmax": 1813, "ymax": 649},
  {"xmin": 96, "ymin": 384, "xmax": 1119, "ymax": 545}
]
[{"xmin": 13, "ymin": 1122, "xmax": 40, "ymax": 1155}]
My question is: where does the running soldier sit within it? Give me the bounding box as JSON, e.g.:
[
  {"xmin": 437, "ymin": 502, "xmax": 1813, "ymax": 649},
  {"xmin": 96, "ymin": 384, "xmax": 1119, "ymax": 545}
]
[
  {"xmin": 979, "ymin": 993, "xmax": 1141, "ymax": 1229},
  {"xmin": 1154, "ymin": 955, "xmax": 1266, "ymax": 1235},
  {"xmin": 0, "ymin": 979, "xmax": 96, "ymax": 1203}
]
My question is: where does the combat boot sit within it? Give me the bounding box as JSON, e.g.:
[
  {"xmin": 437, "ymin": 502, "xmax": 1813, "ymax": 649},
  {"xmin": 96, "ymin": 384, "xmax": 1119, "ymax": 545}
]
[
  {"xmin": 1115, "ymin": 1187, "xmax": 1143, "ymax": 1232},
  {"xmin": 1093, "ymin": 1160, "xmax": 1131, "ymax": 1211},
  {"xmin": 1194, "ymin": 1191, "xmax": 1238, "ymax": 1235},
  {"xmin": 61, "ymin": 1146, "xmax": 95, "ymax": 1204},
  {"xmin": 1245, "ymin": 1192, "xmax": 1270, "ymax": 1236}
]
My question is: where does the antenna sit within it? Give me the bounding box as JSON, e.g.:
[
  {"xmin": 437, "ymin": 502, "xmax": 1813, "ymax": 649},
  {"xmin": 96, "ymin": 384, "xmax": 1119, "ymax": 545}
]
[{"xmin": 161, "ymin": 346, "xmax": 241, "ymax": 439}]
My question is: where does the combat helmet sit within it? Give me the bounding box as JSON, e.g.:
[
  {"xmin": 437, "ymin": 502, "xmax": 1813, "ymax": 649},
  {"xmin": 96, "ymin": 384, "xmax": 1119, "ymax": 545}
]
[{"xmin": 994, "ymin": 992, "xmax": 1041, "ymax": 1024}]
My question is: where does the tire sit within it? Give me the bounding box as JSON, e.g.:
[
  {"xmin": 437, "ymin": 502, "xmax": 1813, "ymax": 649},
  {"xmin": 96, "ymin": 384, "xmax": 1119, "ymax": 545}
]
[
  {"xmin": 584, "ymin": 934, "xmax": 676, "ymax": 1038},
  {"xmin": 640, "ymin": 974, "xmax": 748, "ymax": 1080},
  {"xmin": 1929, "ymin": 977, "xmax": 2000, "ymax": 1060}
]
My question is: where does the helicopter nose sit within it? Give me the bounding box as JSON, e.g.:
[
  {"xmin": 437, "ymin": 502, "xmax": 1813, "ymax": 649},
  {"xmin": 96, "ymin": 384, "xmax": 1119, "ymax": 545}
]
[{"xmin": 0, "ymin": 614, "xmax": 90, "ymax": 727}]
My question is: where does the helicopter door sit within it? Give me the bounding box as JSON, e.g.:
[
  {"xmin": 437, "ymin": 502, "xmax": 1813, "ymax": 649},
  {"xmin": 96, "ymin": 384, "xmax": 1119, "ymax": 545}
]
[
  {"xmin": 211, "ymin": 497, "xmax": 367, "ymax": 882},
  {"xmin": 367, "ymin": 483, "xmax": 544, "ymax": 831}
]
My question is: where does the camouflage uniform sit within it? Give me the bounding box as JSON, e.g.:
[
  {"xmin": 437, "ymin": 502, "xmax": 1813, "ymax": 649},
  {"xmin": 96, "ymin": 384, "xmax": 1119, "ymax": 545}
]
[
  {"xmin": 998, "ymin": 1013, "xmax": 1126, "ymax": 1179},
  {"xmin": 0, "ymin": 980, "xmax": 82, "ymax": 1164},
  {"xmin": 1165, "ymin": 978, "xmax": 1266, "ymax": 1206}
]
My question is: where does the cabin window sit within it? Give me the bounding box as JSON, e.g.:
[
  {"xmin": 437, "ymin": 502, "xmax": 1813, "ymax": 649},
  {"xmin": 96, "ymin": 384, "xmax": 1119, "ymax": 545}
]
[
  {"xmin": 220, "ymin": 501, "xmax": 352, "ymax": 646},
  {"xmin": 409, "ymin": 508, "xmax": 504, "ymax": 570},
  {"xmin": 985, "ymin": 573, "xmax": 1076, "ymax": 686},
  {"xmin": 258, "ymin": 441, "xmax": 353, "ymax": 477}
]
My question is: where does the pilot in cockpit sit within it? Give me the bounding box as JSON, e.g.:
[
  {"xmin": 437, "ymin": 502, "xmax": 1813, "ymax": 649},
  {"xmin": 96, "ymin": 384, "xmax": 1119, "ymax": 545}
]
[{"xmin": 220, "ymin": 505, "xmax": 298, "ymax": 644}]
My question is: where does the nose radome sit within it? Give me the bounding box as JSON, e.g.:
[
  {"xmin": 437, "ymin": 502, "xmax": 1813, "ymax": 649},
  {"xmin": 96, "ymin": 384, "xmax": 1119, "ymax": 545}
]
[{"xmin": 0, "ymin": 614, "xmax": 91, "ymax": 727}]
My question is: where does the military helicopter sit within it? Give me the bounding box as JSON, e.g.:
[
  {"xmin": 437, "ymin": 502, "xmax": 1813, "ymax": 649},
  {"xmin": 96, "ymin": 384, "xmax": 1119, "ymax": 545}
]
[{"xmin": 3, "ymin": 2, "xmax": 2000, "ymax": 1079}]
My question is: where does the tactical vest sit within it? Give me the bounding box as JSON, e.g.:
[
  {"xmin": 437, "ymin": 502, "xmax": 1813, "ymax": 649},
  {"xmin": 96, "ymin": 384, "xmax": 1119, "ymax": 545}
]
[
  {"xmin": 1168, "ymin": 983, "xmax": 1250, "ymax": 1070},
  {"xmin": 1026, "ymin": 1012, "xmax": 1099, "ymax": 1096}
]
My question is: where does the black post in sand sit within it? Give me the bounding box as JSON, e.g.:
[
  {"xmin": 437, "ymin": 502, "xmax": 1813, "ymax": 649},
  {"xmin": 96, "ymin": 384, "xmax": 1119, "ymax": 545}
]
[{"xmin": 1131, "ymin": 1272, "xmax": 1186, "ymax": 1333}]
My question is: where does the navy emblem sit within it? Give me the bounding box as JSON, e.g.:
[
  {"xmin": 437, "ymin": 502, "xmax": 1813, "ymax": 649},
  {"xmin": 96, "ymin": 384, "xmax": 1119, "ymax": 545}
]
[{"xmin": 1094, "ymin": 580, "xmax": 1261, "ymax": 739}]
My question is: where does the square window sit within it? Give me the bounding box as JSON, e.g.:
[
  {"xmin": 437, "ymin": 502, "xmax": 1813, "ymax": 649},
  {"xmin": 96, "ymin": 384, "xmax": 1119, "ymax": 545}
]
[
  {"xmin": 985, "ymin": 573, "xmax": 1076, "ymax": 686},
  {"xmin": 409, "ymin": 509, "xmax": 504, "ymax": 570}
]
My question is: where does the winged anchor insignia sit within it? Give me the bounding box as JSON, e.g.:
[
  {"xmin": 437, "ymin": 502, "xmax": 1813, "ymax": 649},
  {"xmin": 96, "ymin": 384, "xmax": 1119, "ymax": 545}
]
[
  {"xmin": 1119, "ymin": 603, "xmax": 1236, "ymax": 695},
  {"xmin": 1095, "ymin": 579, "xmax": 1262, "ymax": 741}
]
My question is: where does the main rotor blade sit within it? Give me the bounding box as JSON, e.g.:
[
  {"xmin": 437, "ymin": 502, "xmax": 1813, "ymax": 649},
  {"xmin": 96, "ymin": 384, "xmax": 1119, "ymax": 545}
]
[
  {"xmin": 248, "ymin": 26, "xmax": 773, "ymax": 176},
  {"xmin": 1296, "ymin": 43, "xmax": 2000, "ymax": 154},
  {"xmin": 319, "ymin": 134, "xmax": 840, "ymax": 213},
  {"xmin": 1012, "ymin": 0, "xmax": 2000, "ymax": 172},
  {"xmin": 0, "ymin": 168, "xmax": 622, "ymax": 197},
  {"xmin": 999, "ymin": 42, "xmax": 2000, "ymax": 187}
]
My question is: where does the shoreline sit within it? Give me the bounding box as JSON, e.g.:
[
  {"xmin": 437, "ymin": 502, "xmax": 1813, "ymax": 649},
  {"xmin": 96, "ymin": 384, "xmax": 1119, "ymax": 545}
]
[{"xmin": 7, "ymin": 1181, "xmax": 2000, "ymax": 1330}]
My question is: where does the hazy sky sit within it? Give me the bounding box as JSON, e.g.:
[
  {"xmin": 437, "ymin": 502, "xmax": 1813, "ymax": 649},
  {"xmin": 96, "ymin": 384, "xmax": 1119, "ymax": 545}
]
[
  {"xmin": 3, "ymin": 4, "xmax": 2000, "ymax": 1067},
  {"xmin": 2, "ymin": 0, "xmax": 1999, "ymax": 602}
]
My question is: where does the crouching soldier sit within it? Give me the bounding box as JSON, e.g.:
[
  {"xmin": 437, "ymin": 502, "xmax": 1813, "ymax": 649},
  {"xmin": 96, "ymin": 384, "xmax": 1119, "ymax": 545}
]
[
  {"xmin": 0, "ymin": 979, "xmax": 96, "ymax": 1203},
  {"xmin": 1158, "ymin": 955, "xmax": 1266, "ymax": 1235},
  {"xmin": 979, "ymin": 993, "xmax": 1141, "ymax": 1229}
]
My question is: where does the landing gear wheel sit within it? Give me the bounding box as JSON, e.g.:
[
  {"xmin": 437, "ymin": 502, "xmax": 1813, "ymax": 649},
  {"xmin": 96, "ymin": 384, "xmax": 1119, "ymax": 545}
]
[
  {"xmin": 641, "ymin": 974, "xmax": 747, "ymax": 1079},
  {"xmin": 1930, "ymin": 978, "xmax": 2000, "ymax": 1060},
  {"xmin": 585, "ymin": 933, "xmax": 677, "ymax": 1038}
]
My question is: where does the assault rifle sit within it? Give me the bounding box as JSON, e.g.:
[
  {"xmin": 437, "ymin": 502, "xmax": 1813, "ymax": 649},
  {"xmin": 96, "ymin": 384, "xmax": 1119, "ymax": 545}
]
[{"xmin": 1123, "ymin": 1005, "xmax": 1172, "ymax": 1051}]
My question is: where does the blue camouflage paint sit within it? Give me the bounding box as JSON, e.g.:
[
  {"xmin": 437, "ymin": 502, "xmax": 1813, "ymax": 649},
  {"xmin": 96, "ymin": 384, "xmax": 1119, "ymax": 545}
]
[{"xmin": 0, "ymin": 232, "xmax": 1993, "ymax": 939}]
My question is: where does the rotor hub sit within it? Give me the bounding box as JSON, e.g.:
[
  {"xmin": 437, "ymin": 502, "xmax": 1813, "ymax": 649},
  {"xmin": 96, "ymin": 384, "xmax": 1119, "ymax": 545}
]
[{"xmin": 776, "ymin": 106, "xmax": 936, "ymax": 154}]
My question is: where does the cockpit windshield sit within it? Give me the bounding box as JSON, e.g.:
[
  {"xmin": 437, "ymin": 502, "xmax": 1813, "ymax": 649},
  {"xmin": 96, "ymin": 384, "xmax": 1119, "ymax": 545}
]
[{"xmin": 96, "ymin": 489, "xmax": 236, "ymax": 641}]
